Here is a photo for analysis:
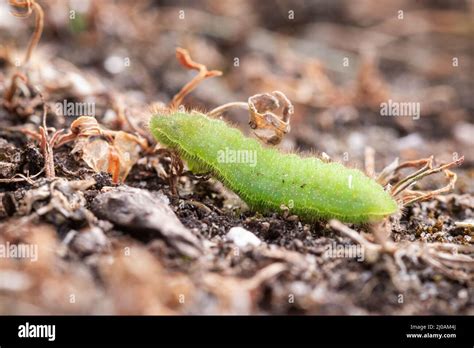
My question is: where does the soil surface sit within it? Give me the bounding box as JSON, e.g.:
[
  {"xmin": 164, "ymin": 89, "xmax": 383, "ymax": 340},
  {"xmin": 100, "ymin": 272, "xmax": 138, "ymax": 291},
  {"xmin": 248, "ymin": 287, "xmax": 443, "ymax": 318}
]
[{"xmin": 0, "ymin": 0, "xmax": 472, "ymax": 314}]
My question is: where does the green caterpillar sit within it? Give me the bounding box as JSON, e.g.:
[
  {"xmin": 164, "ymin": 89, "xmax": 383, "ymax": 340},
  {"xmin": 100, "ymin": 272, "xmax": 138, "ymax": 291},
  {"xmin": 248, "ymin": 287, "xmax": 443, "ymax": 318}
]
[{"xmin": 150, "ymin": 111, "xmax": 398, "ymax": 223}]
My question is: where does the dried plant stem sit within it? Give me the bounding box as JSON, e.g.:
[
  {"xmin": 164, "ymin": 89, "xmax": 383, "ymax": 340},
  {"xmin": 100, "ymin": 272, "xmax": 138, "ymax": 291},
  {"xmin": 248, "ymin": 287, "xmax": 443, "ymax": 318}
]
[
  {"xmin": 9, "ymin": 0, "xmax": 44, "ymax": 65},
  {"xmin": 364, "ymin": 146, "xmax": 375, "ymax": 178},
  {"xmin": 391, "ymin": 157, "xmax": 434, "ymax": 196},
  {"xmin": 329, "ymin": 220, "xmax": 382, "ymax": 253},
  {"xmin": 208, "ymin": 101, "xmax": 249, "ymax": 117},
  {"xmin": 376, "ymin": 154, "xmax": 464, "ymax": 207},
  {"xmin": 3, "ymin": 72, "xmax": 28, "ymax": 103},
  {"xmin": 155, "ymin": 148, "xmax": 184, "ymax": 195},
  {"xmin": 390, "ymin": 156, "xmax": 464, "ymax": 205},
  {"xmin": 330, "ymin": 220, "xmax": 474, "ymax": 282},
  {"xmin": 169, "ymin": 47, "xmax": 222, "ymax": 110},
  {"xmin": 401, "ymin": 170, "xmax": 457, "ymax": 206},
  {"xmin": 0, "ymin": 170, "xmax": 43, "ymax": 184},
  {"xmin": 37, "ymin": 92, "xmax": 55, "ymax": 179}
]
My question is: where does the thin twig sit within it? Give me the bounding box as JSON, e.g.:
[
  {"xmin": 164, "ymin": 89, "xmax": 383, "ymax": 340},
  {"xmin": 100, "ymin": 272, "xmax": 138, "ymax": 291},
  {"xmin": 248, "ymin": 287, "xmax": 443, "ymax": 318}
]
[
  {"xmin": 208, "ymin": 101, "xmax": 249, "ymax": 117},
  {"xmin": 0, "ymin": 170, "xmax": 43, "ymax": 184}
]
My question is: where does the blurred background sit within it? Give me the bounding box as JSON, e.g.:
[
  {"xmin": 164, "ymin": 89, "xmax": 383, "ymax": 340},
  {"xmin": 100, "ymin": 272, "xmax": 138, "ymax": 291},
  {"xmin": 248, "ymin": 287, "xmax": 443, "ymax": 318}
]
[
  {"xmin": 1, "ymin": 0, "xmax": 472, "ymax": 174},
  {"xmin": 0, "ymin": 0, "xmax": 472, "ymax": 315}
]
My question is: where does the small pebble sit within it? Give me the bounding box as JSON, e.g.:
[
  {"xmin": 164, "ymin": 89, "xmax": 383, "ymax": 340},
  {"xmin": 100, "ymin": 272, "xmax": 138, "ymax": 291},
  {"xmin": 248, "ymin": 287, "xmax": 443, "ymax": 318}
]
[
  {"xmin": 261, "ymin": 222, "xmax": 270, "ymax": 232},
  {"xmin": 457, "ymin": 289, "xmax": 468, "ymax": 300},
  {"xmin": 226, "ymin": 227, "xmax": 261, "ymax": 248}
]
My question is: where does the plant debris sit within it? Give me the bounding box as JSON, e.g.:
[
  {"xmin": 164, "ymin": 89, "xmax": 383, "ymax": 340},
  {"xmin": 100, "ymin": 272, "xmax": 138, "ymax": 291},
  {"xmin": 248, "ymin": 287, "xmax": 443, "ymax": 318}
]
[{"xmin": 0, "ymin": 0, "xmax": 472, "ymax": 315}]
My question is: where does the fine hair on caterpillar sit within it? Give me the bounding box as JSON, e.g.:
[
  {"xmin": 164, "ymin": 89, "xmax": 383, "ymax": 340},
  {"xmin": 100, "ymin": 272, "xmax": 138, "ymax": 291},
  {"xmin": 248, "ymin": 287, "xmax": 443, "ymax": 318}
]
[{"xmin": 151, "ymin": 111, "xmax": 399, "ymax": 223}]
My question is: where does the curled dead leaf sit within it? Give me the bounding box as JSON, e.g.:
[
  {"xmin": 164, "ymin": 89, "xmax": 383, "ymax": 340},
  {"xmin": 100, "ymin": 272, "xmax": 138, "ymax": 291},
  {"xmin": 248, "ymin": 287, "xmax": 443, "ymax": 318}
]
[
  {"xmin": 248, "ymin": 90, "xmax": 293, "ymax": 145},
  {"xmin": 55, "ymin": 116, "xmax": 148, "ymax": 183}
]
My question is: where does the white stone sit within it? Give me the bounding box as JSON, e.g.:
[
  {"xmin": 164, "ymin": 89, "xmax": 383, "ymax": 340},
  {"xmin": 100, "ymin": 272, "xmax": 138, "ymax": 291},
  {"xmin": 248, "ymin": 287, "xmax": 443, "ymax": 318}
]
[{"xmin": 226, "ymin": 227, "xmax": 261, "ymax": 248}]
